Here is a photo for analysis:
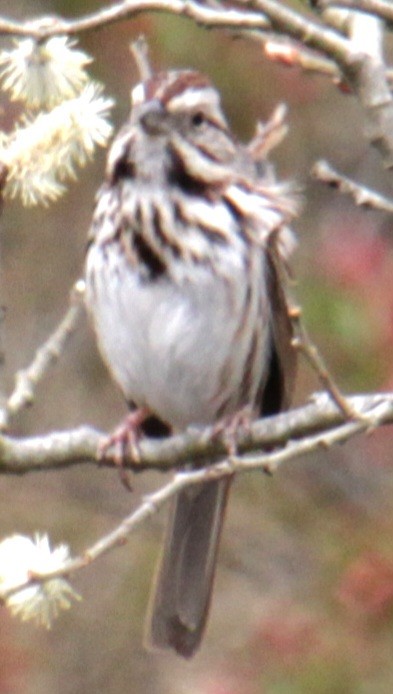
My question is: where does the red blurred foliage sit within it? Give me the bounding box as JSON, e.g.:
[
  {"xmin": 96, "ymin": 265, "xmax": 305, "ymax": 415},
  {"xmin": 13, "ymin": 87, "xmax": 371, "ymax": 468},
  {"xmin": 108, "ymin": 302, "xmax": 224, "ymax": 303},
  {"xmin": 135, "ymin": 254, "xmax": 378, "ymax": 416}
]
[
  {"xmin": 318, "ymin": 220, "xmax": 387, "ymax": 291},
  {"xmin": 337, "ymin": 552, "xmax": 393, "ymax": 620},
  {"xmin": 198, "ymin": 605, "xmax": 325, "ymax": 694},
  {"xmin": 249, "ymin": 602, "xmax": 324, "ymax": 668},
  {"xmin": 317, "ymin": 218, "xmax": 393, "ymax": 385}
]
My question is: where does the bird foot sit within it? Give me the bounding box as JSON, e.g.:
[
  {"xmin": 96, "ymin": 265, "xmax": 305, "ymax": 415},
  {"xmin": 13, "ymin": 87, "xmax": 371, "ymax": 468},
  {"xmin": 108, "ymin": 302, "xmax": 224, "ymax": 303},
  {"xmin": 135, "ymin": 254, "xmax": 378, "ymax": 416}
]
[
  {"xmin": 212, "ymin": 406, "xmax": 253, "ymax": 457},
  {"xmin": 98, "ymin": 407, "xmax": 150, "ymax": 490}
]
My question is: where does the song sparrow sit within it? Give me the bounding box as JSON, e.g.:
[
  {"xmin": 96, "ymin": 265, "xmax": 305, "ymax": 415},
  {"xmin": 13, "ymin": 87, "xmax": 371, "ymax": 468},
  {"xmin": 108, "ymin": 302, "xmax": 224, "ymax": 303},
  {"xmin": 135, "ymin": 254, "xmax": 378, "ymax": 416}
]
[{"xmin": 85, "ymin": 68, "xmax": 298, "ymax": 658}]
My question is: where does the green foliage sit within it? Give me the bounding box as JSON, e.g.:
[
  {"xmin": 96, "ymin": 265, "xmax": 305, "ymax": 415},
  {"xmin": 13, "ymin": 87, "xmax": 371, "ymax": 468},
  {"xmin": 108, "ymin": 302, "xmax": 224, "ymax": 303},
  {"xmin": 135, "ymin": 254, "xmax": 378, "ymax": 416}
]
[{"xmin": 299, "ymin": 278, "xmax": 387, "ymax": 390}]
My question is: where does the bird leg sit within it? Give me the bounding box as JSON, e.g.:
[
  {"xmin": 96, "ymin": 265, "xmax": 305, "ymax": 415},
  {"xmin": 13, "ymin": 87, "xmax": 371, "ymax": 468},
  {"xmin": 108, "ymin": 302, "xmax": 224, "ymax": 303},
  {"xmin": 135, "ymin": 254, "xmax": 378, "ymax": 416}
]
[
  {"xmin": 212, "ymin": 406, "xmax": 253, "ymax": 457},
  {"xmin": 98, "ymin": 406, "xmax": 151, "ymax": 490}
]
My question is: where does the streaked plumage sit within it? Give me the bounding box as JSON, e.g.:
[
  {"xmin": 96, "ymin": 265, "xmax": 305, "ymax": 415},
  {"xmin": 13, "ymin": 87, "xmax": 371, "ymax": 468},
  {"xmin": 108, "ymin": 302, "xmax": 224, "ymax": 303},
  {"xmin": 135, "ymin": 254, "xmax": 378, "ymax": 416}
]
[{"xmin": 85, "ymin": 69, "xmax": 297, "ymax": 657}]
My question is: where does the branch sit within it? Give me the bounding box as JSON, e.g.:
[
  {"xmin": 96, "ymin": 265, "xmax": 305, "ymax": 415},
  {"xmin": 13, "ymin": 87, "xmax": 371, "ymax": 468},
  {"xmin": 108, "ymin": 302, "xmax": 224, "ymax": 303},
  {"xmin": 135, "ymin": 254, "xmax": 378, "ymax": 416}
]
[
  {"xmin": 312, "ymin": 159, "xmax": 393, "ymax": 213},
  {"xmin": 251, "ymin": 31, "xmax": 341, "ymax": 78},
  {"xmin": 318, "ymin": 0, "xmax": 393, "ymax": 24},
  {"xmin": 1, "ymin": 392, "xmax": 391, "ymax": 602},
  {"xmin": 0, "ymin": 2, "xmax": 270, "ymax": 38},
  {"xmin": 2, "ymin": 281, "xmax": 85, "ymax": 429},
  {"xmin": 247, "ymin": 0, "xmax": 393, "ymax": 168},
  {"xmin": 0, "ymin": 1, "xmax": 392, "ymax": 164},
  {"xmin": 343, "ymin": 11, "xmax": 393, "ymax": 169},
  {"xmin": 289, "ymin": 306, "xmax": 357, "ymax": 419},
  {"xmin": 0, "ymin": 1, "xmax": 352, "ymax": 62},
  {"xmin": 243, "ymin": 0, "xmax": 352, "ymax": 60},
  {"xmin": 0, "ymin": 391, "xmax": 392, "ymax": 475}
]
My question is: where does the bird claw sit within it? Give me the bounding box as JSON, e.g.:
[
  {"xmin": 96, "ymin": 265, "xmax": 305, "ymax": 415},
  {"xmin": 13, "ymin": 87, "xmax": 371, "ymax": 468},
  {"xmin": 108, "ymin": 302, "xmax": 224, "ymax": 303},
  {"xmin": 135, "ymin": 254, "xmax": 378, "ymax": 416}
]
[
  {"xmin": 212, "ymin": 406, "xmax": 253, "ymax": 457},
  {"xmin": 98, "ymin": 408, "xmax": 150, "ymax": 490}
]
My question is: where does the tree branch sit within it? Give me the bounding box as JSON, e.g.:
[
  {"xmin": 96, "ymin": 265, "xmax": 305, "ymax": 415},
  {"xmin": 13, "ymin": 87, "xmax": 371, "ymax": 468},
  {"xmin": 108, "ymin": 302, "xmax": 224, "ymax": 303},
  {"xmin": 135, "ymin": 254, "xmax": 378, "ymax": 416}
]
[
  {"xmin": 247, "ymin": 0, "xmax": 393, "ymax": 168},
  {"xmin": 0, "ymin": 1, "xmax": 392, "ymax": 165},
  {"xmin": 0, "ymin": 391, "xmax": 391, "ymax": 475},
  {"xmin": 289, "ymin": 307, "xmax": 357, "ymax": 419},
  {"xmin": 258, "ymin": 33, "xmax": 340, "ymax": 78},
  {"xmin": 312, "ymin": 159, "xmax": 393, "ymax": 212},
  {"xmin": 1, "ymin": 281, "xmax": 85, "ymax": 430},
  {"xmin": 0, "ymin": 391, "xmax": 391, "ymax": 602},
  {"xmin": 0, "ymin": 2, "xmax": 270, "ymax": 38},
  {"xmin": 0, "ymin": 1, "xmax": 353, "ymax": 61},
  {"xmin": 318, "ymin": 0, "xmax": 393, "ymax": 25}
]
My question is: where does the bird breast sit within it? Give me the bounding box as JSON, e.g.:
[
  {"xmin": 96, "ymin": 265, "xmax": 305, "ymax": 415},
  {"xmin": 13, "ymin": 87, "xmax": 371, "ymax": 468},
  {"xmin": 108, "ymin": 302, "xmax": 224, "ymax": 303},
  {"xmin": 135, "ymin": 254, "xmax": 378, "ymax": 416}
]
[{"xmin": 85, "ymin": 230, "xmax": 271, "ymax": 430}]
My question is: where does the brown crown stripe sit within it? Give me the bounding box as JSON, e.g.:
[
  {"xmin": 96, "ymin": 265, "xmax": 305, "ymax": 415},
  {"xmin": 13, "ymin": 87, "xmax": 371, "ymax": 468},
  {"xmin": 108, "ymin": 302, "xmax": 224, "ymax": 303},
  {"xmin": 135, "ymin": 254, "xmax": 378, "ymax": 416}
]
[
  {"xmin": 144, "ymin": 71, "xmax": 211, "ymax": 106},
  {"xmin": 161, "ymin": 72, "xmax": 212, "ymax": 106}
]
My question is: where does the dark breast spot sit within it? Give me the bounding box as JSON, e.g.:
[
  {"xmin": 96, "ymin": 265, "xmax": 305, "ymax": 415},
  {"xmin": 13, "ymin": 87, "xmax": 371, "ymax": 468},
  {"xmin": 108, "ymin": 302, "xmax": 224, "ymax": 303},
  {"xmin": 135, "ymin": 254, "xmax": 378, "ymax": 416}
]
[
  {"xmin": 111, "ymin": 157, "xmax": 136, "ymax": 184},
  {"xmin": 133, "ymin": 232, "xmax": 166, "ymax": 279}
]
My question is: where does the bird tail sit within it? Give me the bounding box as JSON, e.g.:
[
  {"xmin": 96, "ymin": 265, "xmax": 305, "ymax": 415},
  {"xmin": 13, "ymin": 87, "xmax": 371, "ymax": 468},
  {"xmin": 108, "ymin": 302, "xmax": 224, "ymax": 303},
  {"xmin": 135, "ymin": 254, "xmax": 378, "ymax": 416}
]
[{"xmin": 145, "ymin": 477, "xmax": 231, "ymax": 658}]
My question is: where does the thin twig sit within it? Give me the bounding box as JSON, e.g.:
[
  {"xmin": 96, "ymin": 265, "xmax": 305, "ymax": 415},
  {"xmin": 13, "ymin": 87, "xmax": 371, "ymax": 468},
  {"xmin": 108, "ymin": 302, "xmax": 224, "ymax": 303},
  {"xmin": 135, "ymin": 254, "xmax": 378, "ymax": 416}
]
[
  {"xmin": 0, "ymin": 1, "xmax": 391, "ymax": 164},
  {"xmin": 130, "ymin": 35, "xmax": 152, "ymax": 80},
  {"xmin": 245, "ymin": 0, "xmax": 352, "ymax": 62},
  {"xmin": 235, "ymin": 396, "xmax": 389, "ymax": 474},
  {"xmin": 260, "ymin": 35, "xmax": 340, "ymax": 78},
  {"xmin": 317, "ymin": 0, "xmax": 393, "ymax": 24},
  {"xmin": 312, "ymin": 160, "xmax": 393, "ymax": 213},
  {"xmin": 0, "ymin": 393, "xmax": 390, "ymax": 601},
  {"xmin": 0, "ymin": 2, "xmax": 270, "ymax": 39},
  {"xmin": 268, "ymin": 237, "xmax": 357, "ymax": 420},
  {"xmin": 289, "ymin": 306, "xmax": 357, "ymax": 419},
  {"xmin": 0, "ymin": 464, "xmax": 235, "ymax": 601},
  {"xmin": 249, "ymin": 26, "xmax": 393, "ymax": 91},
  {"xmin": 0, "ymin": 1, "xmax": 352, "ymax": 64},
  {"xmin": 2, "ymin": 280, "xmax": 85, "ymax": 428},
  {"xmin": 247, "ymin": 0, "xmax": 393, "ymax": 168}
]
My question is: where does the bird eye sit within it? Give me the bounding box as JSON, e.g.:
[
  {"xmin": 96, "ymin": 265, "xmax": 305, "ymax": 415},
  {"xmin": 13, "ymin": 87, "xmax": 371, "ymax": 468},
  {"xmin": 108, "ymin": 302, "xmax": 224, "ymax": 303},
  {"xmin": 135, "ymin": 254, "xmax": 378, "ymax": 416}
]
[{"xmin": 191, "ymin": 112, "xmax": 205, "ymax": 127}]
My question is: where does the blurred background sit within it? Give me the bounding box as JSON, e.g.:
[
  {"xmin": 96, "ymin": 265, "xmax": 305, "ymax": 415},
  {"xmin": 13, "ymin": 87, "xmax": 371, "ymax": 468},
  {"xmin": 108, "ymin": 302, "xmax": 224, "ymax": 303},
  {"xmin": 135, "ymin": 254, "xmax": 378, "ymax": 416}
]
[{"xmin": 1, "ymin": 1, "xmax": 393, "ymax": 692}]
